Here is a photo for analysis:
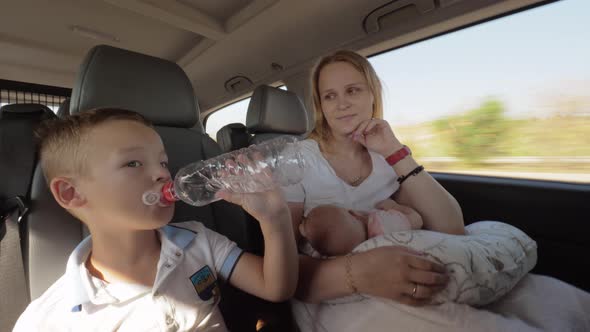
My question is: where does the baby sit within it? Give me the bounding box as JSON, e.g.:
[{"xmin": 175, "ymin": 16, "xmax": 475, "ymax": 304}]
[{"xmin": 299, "ymin": 199, "xmax": 423, "ymax": 256}]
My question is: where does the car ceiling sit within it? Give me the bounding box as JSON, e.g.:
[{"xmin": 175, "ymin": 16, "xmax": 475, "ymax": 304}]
[{"xmin": 0, "ymin": 0, "xmax": 547, "ymax": 113}]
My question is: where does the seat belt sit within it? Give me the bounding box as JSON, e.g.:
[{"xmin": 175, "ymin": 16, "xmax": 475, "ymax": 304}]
[
  {"xmin": 1, "ymin": 197, "xmax": 29, "ymax": 238},
  {"xmin": 0, "ymin": 107, "xmax": 41, "ymax": 240},
  {"xmin": 0, "ymin": 209, "xmax": 29, "ymax": 332}
]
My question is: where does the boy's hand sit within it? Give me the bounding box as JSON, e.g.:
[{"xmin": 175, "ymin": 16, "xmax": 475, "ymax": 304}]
[
  {"xmin": 216, "ymin": 187, "xmax": 290, "ymax": 224},
  {"xmin": 215, "ymin": 150, "xmax": 290, "ymax": 223}
]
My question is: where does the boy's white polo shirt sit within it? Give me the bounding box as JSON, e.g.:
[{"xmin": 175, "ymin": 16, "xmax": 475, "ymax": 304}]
[{"xmin": 13, "ymin": 221, "xmax": 244, "ymax": 332}]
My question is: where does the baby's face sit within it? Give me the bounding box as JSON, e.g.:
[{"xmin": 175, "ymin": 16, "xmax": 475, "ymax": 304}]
[{"xmin": 75, "ymin": 120, "xmax": 174, "ymax": 231}]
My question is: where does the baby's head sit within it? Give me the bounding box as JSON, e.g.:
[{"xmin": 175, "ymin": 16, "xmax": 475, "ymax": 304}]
[
  {"xmin": 306, "ymin": 205, "xmax": 366, "ymax": 225},
  {"xmin": 302, "ymin": 205, "xmax": 367, "ymax": 256},
  {"xmin": 36, "ymin": 108, "xmax": 174, "ymax": 232}
]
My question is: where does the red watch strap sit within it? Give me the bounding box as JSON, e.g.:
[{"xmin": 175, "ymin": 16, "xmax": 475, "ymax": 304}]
[{"xmin": 386, "ymin": 145, "xmax": 411, "ymax": 166}]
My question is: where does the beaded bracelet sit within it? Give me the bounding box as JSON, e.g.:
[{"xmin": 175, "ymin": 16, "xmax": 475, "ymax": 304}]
[
  {"xmin": 397, "ymin": 165, "xmax": 425, "ymax": 185},
  {"xmin": 345, "ymin": 253, "xmax": 359, "ymax": 295}
]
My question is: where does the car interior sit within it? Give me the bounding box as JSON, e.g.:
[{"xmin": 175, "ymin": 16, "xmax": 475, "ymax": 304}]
[{"xmin": 1, "ymin": 0, "xmax": 589, "ymax": 331}]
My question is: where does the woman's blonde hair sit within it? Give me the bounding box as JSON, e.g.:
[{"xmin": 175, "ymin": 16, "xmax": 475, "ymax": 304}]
[{"xmin": 309, "ymin": 50, "xmax": 383, "ymax": 143}]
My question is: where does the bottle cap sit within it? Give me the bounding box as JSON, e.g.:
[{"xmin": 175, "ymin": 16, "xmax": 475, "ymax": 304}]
[{"xmin": 161, "ymin": 181, "xmax": 177, "ymax": 204}]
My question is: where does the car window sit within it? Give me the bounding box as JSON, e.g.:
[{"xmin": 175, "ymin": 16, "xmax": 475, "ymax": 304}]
[
  {"xmin": 370, "ymin": 0, "xmax": 589, "ymax": 183},
  {"xmin": 205, "ymin": 97, "xmax": 250, "ymax": 140},
  {"xmin": 1, "ymin": 79, "xmax": 70, "ymax": 113},
  {"xmin": 205, "ymin": 85, "xmax": 286, "ymax": 140}
]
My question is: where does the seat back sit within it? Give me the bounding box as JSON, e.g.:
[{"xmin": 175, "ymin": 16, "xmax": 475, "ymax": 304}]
[
  {"xmin": 246, "ymin": 85, "xmax": 308, "ymax": 144},
  {"xmin": 216, "ymin": 123, "xmax": 251, "ymax": 153},
  {"xmin": 0, "ymin": 104, "xmax": 55, "ymax": 207},
  {"xmin": 56, "ymin": 98, "xmax": 70, "ymax": 118},
  {"xmin": 0, "ymin": 103, "xmax": 55, "ymax": 331},
  {"xmin": 26, "ymin": 45, "xmax": 293, "ymax": 331}
]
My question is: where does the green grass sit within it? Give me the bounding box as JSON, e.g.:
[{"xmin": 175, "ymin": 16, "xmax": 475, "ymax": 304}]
[
  {"xmin": 393, "ymin": 116, "xmax": 590, "ymax": 176},
  {"xmin": 395, "ymin": 116, "xmax": 590, "ymax": 159}
]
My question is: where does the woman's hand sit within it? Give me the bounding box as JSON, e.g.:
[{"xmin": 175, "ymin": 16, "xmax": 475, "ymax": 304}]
[
  {"xmin": 350, "ymin": 118, "xmax": 403, "ymax": 157},
  {"xmin": 352, "ymin": 246, "xmax": 449, "ymax": 306}
]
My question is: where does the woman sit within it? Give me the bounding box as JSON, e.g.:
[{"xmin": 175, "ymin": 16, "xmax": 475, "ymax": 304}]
[
  {"xmin": 283, "ymin": 50, "xmax": 589, "ymax": 332},
  {"xmin": 284, "ymin": 50, "xmax": 463, "ymax": 305}
]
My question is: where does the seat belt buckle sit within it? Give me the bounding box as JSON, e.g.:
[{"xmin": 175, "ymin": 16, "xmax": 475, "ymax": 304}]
[{"xmin": 0, "ymin": 196, "xmax": 29, "ymax": 224}]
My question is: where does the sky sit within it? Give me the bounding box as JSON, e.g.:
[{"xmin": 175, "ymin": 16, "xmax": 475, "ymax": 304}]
[
  {"xmin": 370, "ymin": 0, "xmax": 590, "ymax": 125},
  {"xmin": 205, "ymin": 0, "xmax": 590, "ymax": 137}
]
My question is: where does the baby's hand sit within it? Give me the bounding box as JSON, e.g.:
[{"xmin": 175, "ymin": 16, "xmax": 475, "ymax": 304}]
[
  {"xmin": 374, "ymin": 199, "xmax": 399, "ymax": 211},
  {"xmin": 375, "ymin": 199, "xmax": 423, "ymax": 229}
]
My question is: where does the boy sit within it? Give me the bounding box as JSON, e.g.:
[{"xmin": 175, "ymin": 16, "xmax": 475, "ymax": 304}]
[
  {"xmin": 300, "ymin": 199, "xmax": 423, "ymax": 256},
  {"xmin": 13, "ymin": 108, "xmax": 298, "ymax": 331}
]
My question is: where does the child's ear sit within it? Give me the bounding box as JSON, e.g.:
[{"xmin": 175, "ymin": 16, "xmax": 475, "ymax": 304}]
[{"xmin": 49, "ymin": 177, "xmax": 86, "ymax": 210}]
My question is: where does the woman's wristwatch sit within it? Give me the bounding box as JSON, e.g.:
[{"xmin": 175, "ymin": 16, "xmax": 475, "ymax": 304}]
[{"xmin": 385, "ymin": 145, "xmax": 411, "ymax": 166}]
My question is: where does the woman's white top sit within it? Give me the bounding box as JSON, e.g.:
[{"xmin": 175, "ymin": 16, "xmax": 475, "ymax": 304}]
[{"xmin": 282, "ymin": 139, "xmax": 399, "ymax": 215}]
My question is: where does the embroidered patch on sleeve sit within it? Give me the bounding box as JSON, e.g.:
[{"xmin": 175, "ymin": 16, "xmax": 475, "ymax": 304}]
[{"xmin": 190, "ymin": 265, "xmax": 220, "ymax": 302}]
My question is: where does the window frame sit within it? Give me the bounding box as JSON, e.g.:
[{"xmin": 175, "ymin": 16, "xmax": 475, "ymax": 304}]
[
  {"xmin": 203, "ymin": 84, "xmax": 286, "ymax": 139},
  {"xmin": 363, "ymin": 0, "xmax": 588, "ymax": 184}
]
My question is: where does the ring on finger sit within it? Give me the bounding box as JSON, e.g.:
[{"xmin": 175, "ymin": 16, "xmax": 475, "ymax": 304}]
[{"xmin": 411, "ymin": 283, "xmax": 418, "ymax": 298}]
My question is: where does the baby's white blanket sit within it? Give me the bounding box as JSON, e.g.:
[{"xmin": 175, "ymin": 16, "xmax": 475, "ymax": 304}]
[{"xmin": 292, "ymin": 274, "xmax": 590, "ymax": 332}]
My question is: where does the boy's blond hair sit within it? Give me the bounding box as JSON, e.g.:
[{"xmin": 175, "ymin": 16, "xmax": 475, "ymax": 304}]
[{"xmin": 36, "ymin": 108, "xmax": 152, "ymax": 182}]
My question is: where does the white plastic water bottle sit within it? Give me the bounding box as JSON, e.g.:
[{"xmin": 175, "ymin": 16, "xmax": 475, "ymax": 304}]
[{"xmin": 142, "ymin": 136, "xmax": 305, "ymax": 207}]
